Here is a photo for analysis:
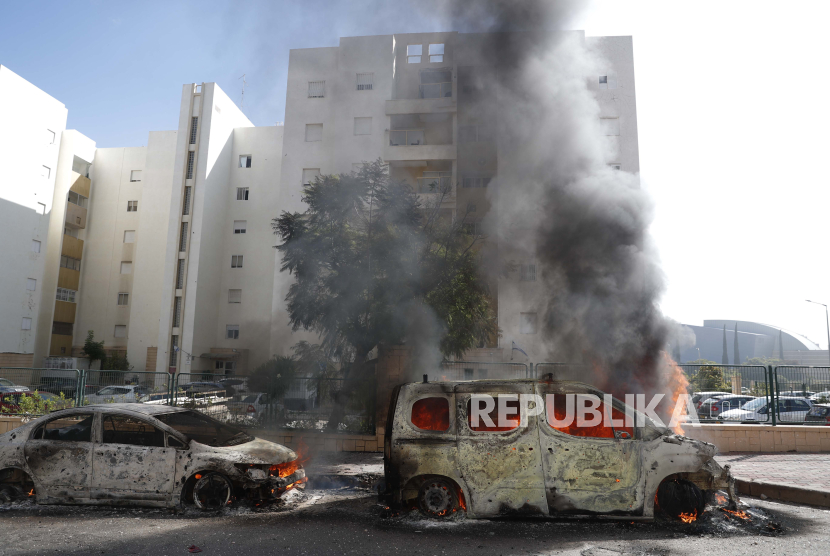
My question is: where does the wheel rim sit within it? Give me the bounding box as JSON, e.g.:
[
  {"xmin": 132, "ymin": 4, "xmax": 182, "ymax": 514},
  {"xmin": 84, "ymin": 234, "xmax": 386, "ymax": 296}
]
[
  {"xmin": 419, "ymin": 481, "xmax": 453, "ymax": 516},
  {"xmin": 193, "ymin": 474, "xmax": 232, "ymax": 510}
]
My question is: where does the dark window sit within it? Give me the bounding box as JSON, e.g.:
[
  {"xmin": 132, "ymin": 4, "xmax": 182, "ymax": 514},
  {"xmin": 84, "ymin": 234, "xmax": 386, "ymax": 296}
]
[
  {"xmin": 156, "ymin": 410, "xmax": 252, "ymax": 447},
  {"xmin": 33, "ymin": 413, "xmax": 94, "ymax": 442},
  {"xmin": 410, "ymin": 397, "xmax": 450, "ymax": 431},
  {"xmin": 52, "ymin": 321, "xmax": 73, "ymax": 336},
  {"xmin": 189, "ymin": 117, "xmax": 199, "ymax": 144},
  {"xmin": 102, "ymin": 414, "xmax": 165, "ymax": 447},
  {"xmin": 467, "ymin": 397, "xmax": 520, "ymax": 432}
]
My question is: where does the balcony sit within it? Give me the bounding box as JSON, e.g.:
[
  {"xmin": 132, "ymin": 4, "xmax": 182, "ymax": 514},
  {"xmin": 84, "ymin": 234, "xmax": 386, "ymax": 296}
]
[
  {"xmin": 415, "ymin": 175, "xmax": 452, "ymax": 194},
  {"xmin": 65, "ymin": 201, "xmax": 87, "ymax": 229},
  {"xmin": 384, "ymin": 113, "xmax": 455, "ymax": 162}
]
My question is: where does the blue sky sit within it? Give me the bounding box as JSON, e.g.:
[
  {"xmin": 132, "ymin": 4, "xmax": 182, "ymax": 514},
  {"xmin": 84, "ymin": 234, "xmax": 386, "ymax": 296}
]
[{"xmin": 4, "ymin": 1, "xmax": 830, "ymax": 348}]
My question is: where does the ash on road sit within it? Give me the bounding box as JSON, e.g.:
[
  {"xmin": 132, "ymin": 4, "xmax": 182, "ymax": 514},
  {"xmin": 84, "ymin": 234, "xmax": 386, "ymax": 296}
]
[{"xmin": 0, "ymin": 486, "xmax": 825, "ymax": 556}]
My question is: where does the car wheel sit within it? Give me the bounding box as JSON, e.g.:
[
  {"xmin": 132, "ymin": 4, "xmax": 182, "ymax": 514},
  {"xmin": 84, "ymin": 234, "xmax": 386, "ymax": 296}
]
[
  {"xmin": 0, "ymin": 484, "xmax": 23, "ymax": 503},
  {"xmin": 417, "ymin": 478, "xmax": 459, "ymax": 518},
  {"xmin": 192, "ymin": 473, "xmax": 233, "ymax": 510},
  {"xmin": 656, "ymin": 478, "xmax": 705, "ymax": 521}
]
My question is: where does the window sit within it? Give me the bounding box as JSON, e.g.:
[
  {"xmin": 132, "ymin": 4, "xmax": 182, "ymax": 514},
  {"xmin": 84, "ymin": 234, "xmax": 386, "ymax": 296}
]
[
  {"xmin": 33, "ymin": 413, "xmax": 94, "ymax": 442},
  {"xmin": 123, "ymin": 230, "xmax": 135, "ymax": 243},
  {"xmin": 308, "ymin": 80, "xmax": 325, "ymax": 98},
  {"xmin": 47, "ymin": 129, "xmax": 55, "ymax": 144},
  {"xmin": 183, "ymin": 186, "xmax": 192, "ymax": 215},
  {"xmin": 26, "ymin": 278, "xmax": 36, "ymax": 291},
  {"xmin": 114, "ymin": 325, "xmax": 127, "ymax": 338},
  {"xmin": 226, "ymin": 324, "xmax": 239, "ymax": 340},
  {"xmin": 407, "ymin": 44, "xmax": 422, "ymax": 63},
  {"xmin": 215, "ymin": 361, "xmax": 235, "ymax": 374},
  {"xmin": 302, "ymin": 168, "xmax": 321, "ymax": 186},
  {"xmin": 598, "ymin": 75, "xmax": 617, "ymax": 90},
  {"xmin": 170, "ymin": 335, "xmax": 179, "ymax": 367},
  {"xmin": 462, "ymin": 177, "xmax": 491, "ymax": 188},
  {"xmin": 231, "ymin": 255, "xmax": 243, "ymax": 268},
  {"xmin": 67, "ymin": 191, "xmax": 88, "ymax": 208},
  {"xmin": 429, "ymin": 43, "xmax": 444, "ymax": 63},
  {"xmin": 420, "ymin": 69, "xmax": 452, "ymax": 98},
  {"xmin": 31, "ymin": 240, "xmax": 41, "ymax": 253},
  {"xmin": 228, "ymin": 289, "xmax": 242, "ymax": 303},
  {"xmin": 179, "ymin": 222, "xmax": 188, "ymax": 252},
  {"xmin": 127, "ymin": 200, "xmax": 138, "ymax": 212},
  {"xmin": 356, "ymin": 72, "xmax": 373, "ymax": 90},
  {"xmin": 103, "ymin": 415, "xmax": 164, "ymax": 447},
  {"xmin": 305, "ymin": 124, "xmax": 323, "ymax": 142},
  {"xmin": 41, "ymin": 166, "xmax": 51, "ymax": 179},
  {"xmin": 21, "ymin": 317, "xmax": 32, "ymax": 330},
  {"xmin": 233, "ymin": 220, "xmax": 247, "ymax": 234},
  {"xmin": 186, "ymin": 151, "xmax": 195, "ymax": 179},
  {"xmin": 120, "ymin": 261, "xmax": 132, "ymax": 275},
  {"xmin": 189, "ymin": 116, "xmax": 199, "ymax": 144},
  {"xmin": 52, "ymin": 322, "xmax": 73, "ymax": 336},
  {"xmin": 130, "ymin": 170, "xmax": 142, "ymax": 182},
  {"xmin": 176, "ymin": 259, "xmax": 186, "ymax": 289},
  {"xmin": 464, "ymin": 368, "xmax": 474, "ymax": 380},
  {"xmin": 466, "ymin": 203, "xmax": 476, "ymax": 213},
  {"xmin": 462, "ymin": 221, "xmax": 484, "ymax": 236},
  {"xmin": 239, "ymin": 155, "xmax": 252, "ymax": 168},
  {"xmin": 353, "ymin": 117, "xmax": 372, "ymax": 136},
  {"xmin": 56, "ymin": 288, "xmax": 77, "ymax": 302},
  {"xmin": 467, "ymin": 397, "xmax": 520, "ymax": 432},
  {"xmin": 117, "ymin": 293, "xmax": 129, "ymax": 306},
  {"xmin": 173, "ymin": 296, "xmax": 182, "ymax": 328},
  {"xmin": 545, "ymin": 393, "xmax": 634, "ymax": 438},
  {"xmin": 236, "ymin": 187, "xmax": 249, "ymax": 200},
  {"xmin": 64, "ymin": 227, "xmax": 78, "ymax": 238},
  {"xmin": 459, "ymin": 125, "xmax": 491, "ymax": 144},
  {"xmin": 60, "ymin": 256, "xmax": 81, "ymax": 271},
  {"xmin": 520, "ymin": 264, "xmax": 537, "ymax": 282},
  {"xmin": 411, "ymin": 397, "xmax": 450, "ymax": 431},
  {"xmin": 600, "ymin": 118, "xmax": 620, "ymax": 136},
  {"xmin": 520, "ymin": 312, "xmax": 537, "ymax": 334}
]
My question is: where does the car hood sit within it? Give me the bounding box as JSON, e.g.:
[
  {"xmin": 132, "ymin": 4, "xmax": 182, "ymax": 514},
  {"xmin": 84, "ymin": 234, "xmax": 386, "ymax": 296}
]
[{"xmin": 191, "ymin": 437, "xmax": 297, "ymax": 465}]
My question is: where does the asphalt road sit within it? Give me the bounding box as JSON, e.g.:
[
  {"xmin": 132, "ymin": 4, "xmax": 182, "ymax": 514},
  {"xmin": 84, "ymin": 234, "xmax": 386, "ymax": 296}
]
[{"xmin": 0, "ymin": 488, "xmax": 827, "ymax": 556}]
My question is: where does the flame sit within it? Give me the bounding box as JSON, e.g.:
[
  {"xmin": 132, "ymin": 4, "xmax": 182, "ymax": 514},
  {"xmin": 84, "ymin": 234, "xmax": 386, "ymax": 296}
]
[
  {"xmin": 270, "ymin": 438, "xmax": 310, "ymax": 478},
  {"xmin": 457, "ymin": 487, "xmax": 467, "ymax": 512},
  {"xmin": 27, "ymin": 489, "xmax": 34, "ymax": 497},
  {"xmin": 194, "ymin": 474, "xmax": 202, "ymax": 480},
  {"xmin": 679, "ymin": 509, "xmax": 697, "ymax": 523},
  {"xmin": 664, "ymin": 353, "xmax": 690, "ymax": 435},
  {"xmin": 715, "ymin": 492, "xmax": 728, "ymax": 505},
  {"xmin": 722, "ymin": 508, "xmax": 751, "ymax": 520}
]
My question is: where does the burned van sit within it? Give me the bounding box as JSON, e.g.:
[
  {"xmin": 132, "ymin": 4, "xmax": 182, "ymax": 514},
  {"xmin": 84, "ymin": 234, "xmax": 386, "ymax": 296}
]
[{"xmin": 381, "ymin": 379, "xmax": 736, "ymax": 519}]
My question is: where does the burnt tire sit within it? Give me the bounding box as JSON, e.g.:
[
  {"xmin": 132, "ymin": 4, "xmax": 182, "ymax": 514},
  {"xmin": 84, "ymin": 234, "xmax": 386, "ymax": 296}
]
[
  {"xmin": 0, "ymin": 485, "xmax": 23, "ymax": 503},
  {"xmin": 417, "ymin": 478, "xmax": 459, "ymax": 518},
  {"xmin": 656, "ymin": 478, "xmax": 705, "ymax": 521},
  {"xmin": 193, "ymin": 473, "xmax": 233, "ymax": 511}
]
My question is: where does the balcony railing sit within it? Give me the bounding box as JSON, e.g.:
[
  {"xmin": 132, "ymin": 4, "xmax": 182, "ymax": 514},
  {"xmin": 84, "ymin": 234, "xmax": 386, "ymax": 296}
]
[
  {"xmin": 415, "ymin": 176, "xmax": 452, "ymax": 194},
  {"xmin": 420, "ymin": 82, "xmax": 452, "ymax": 99},
  {"xmin": 389, "ymin": 129, "xmax": 425, "ymax": 146}
]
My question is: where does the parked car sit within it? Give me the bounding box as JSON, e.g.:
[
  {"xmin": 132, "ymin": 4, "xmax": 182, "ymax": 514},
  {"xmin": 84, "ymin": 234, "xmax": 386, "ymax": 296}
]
[
  {"xmin": 0, "ymin": 404, "xmax": 305, "ymax": 509},
  {"xmin": 381, "ymin": 379, "xmax": 737, "ymax": 520},
  {"xmin": 86, "ymin": 385, "xmax": 150, "ymax": 404},
  {"xmin": 37, "ymin": 377, "xmax": 78, "ymax": 399},
  {"xmin": 809, "ymin": 391, "xmax": 830, "ymax": 403},
  {"xmin": 720, "ymin": 396, "xmax": 813, "ymax": 422},
  {"xmin": 698, "ymin": 395, "xmax": 755, "ymax": 419},
  {"xmin": 227, "ymin": 393, "xmax": 277, "ymax": 423},
  {"xmin": 805, "ymin": 404, "xmax": 830, "ymax": 425},
  {"xmin": 0, "ymin": 378, "xmax": 30, "ymax": 395},
  {"xmin": 779, "ymin": 390, "xmax": 815, "ymax": 398},
  {"xmin": 179, "ymin": 382, "xmax": 226, "ymax": 397},
  {"xmin": 691, "ymin": 391, "xmax": 731, "ymax": 410}
]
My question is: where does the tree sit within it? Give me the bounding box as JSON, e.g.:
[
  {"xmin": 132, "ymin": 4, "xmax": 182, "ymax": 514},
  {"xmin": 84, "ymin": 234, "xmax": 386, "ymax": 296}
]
[
  {"xmin": 82, "ymin": 331, "xmax": 106, "ymax": 369},
  {"xmin": 247, "ymin": 356, "xmax": 297, "ymax": 398},
  {"xmin": 683, "ymin": 359, "xmax": 730, "ymax": 392},
  {"xmin": 722, "ymin": 324, "xmax": 729, "ymax": 365},
  {"xmin": 274, "ymin": 160, "xmax": 496, "ymax": 428},
  {"xmin": 733, "ymin": 322, "xmax": 741, "ymax": 364}
]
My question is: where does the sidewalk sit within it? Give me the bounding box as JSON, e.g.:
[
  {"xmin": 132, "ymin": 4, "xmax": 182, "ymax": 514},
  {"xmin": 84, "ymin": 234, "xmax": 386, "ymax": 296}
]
[{"xmin": 716, "ymin": 452, "xmax": 830, "ymax": 507}]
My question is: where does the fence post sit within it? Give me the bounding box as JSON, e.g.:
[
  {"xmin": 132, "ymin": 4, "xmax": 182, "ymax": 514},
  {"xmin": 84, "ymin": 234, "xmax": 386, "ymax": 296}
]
[
  {"xmin": 75, "ymin": 369, "xmax": 84, "ymax": 407},
  {"xmin": 768, "ymin": 365, "xmax": 777, "ymax": 426}
]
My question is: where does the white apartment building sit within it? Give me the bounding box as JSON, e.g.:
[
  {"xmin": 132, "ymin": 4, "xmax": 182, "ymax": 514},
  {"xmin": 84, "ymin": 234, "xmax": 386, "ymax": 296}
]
[{"xmin": 0, "ymin": 29, "xmax": 639, "ymax": 374}]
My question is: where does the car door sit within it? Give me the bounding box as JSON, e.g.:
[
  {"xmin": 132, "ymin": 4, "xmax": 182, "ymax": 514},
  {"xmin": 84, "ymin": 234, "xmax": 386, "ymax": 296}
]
[
  {"xmin": 454, "ymin": 382, "xmax": 547, "ymax": 517},
  {"xmin": 24, "ymin": 412, "xmax": 96, "ymax": 502},
  {"xmin": 91, "ymin": 413, "xmax": 176, "ymax": 501},
  {"xmin": 782, "ymin": 399, "xmax": 811, "ymax": 422},
  {"xmin": 535, "ymin": 383, "xmax": 642, "ymax": 515}
]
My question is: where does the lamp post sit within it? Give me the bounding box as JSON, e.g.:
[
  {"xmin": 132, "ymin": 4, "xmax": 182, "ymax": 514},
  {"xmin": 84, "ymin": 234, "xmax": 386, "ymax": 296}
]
[{"xmin": 806, "ymin": 300, "xmax": 830, "ymax": 367}]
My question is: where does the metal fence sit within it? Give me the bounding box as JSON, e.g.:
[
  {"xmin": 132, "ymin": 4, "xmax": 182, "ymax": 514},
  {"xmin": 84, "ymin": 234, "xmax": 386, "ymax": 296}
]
[
  {"xmin": 774, "ymin": 366, "xmax": 830, "ymax": 424},
  {"xmin": 437, "ymin": 361, "xmax": 529, "ymax": 381},
  {"xmin": 534, "ymin": 363, "xmax": 590, "ymax": 381},
  {"xmin": 0, "ymin": 368, "xmax": 82, "ymax": 412},
  {"xmin": 680, "ymin": 364, "xmax": 772, "ymax": 423},
  {"xmin": 171, "ymin": 373, "xmax": 236, "ymax": 421}
]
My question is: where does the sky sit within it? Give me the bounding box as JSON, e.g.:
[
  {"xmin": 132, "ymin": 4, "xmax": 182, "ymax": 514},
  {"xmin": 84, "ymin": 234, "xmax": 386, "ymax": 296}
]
[{"xmin": 2, "ymin": 0, "xmax": 829, "ymax": 349}]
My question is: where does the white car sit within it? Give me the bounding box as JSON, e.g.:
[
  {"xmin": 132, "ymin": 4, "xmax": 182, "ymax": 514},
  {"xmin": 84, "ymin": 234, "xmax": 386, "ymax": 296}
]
[
  {"xmin": 720, "ymin": 396, "xmax": 813, "ymax": 423},
  {"xmin": 86, "ymin": 385, "xmax": 150, "ymax": 404},
  {"xmin": 227, "ymin": 393, "xmax": 280, "ymax": 423},
  {"xmin": 809, "ymin": 391, "xmax": 830, "ymax": 402}
]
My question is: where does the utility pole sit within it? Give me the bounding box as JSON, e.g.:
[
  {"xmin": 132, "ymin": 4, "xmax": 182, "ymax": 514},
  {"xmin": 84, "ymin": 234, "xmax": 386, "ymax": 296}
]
[{"xmin": 806, "ymin": 300, "xmax": 830, "ymax": 366}]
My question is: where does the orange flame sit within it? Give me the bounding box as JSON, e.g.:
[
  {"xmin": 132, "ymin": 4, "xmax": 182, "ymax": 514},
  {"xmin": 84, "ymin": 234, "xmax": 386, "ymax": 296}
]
[
  {"xmin": 270, "ymin": 438, "xmax": 310, "ymax": 478},
  {"xmin": 722, "ymin": 508, "xmax": 751, "ymax": 521},
  {"xmin": 715, "ymin": 492, "xmax": 728, "ymax": 505},
  {"xmin": 664, "ymin": 353, "xmax": 690, "ymax": 435},
  {"xmin": 679, "ymin": 509, "xmax": 698, "ymax": 523},
  {"xmin": 27, "ymin": 489, "xmax": 34, "ymax": 497}
]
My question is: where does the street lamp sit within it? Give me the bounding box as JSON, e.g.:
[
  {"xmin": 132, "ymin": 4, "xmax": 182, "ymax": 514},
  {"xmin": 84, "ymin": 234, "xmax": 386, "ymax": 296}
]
[
  {"xmin": 805, "ymin": 300, "xmax": 830, "ymax": 366},
  {"xmin": 695, "ymin": 347, "xmax": 701, "ymax": 361}
]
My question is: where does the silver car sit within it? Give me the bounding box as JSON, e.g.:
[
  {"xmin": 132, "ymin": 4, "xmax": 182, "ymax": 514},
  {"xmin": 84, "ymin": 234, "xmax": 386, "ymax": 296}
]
[{"xmin": 0, "ymin": 404, "xmax": 305, "ymax": 509}]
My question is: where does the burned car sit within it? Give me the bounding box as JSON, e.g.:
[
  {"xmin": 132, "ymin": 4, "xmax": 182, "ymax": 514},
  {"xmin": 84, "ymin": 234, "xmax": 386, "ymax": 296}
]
[
  {"xmin": 381, "ymin": 379, "xmax": 736, "ymax": 520},
  {"xmin": 0, "ymin": 404, "xmax": 305, "ymax": 509}
]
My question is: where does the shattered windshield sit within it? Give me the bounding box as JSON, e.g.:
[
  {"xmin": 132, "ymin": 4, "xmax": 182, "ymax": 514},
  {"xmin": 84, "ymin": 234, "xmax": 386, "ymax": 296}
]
[{"xmin": 156, "ymin": 410, "xmax": 253, "ymax": 447}]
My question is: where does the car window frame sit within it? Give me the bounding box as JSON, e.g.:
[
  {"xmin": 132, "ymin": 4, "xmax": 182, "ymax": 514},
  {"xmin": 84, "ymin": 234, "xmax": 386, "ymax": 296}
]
[
  {"xmin": 409, "ymin": 395, "xmax": 453, "ymax": 433},
  {"xmin": 101, "ymin": 413, "xmax": 167, "ymax": 448},
  {"xmin": 541, "ymin": 392, "xmax": 637, "ymax": 441},
  {"xmin": 30, "ymin": 410, "xmax": 98, "ymax": 442}
]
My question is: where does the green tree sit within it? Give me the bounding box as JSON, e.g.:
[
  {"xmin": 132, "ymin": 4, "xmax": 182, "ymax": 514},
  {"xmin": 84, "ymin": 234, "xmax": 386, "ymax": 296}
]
[
  {"xmin": 273, "ymin": 160, "xmax": 496, "ymax": 429},
  {"xmin": 684, "ymin": 359, "xmax": 730, "ymax": 392},
  {"xmin": 82, "ymin": 331, "xmax": 106, "ymax": 369}
]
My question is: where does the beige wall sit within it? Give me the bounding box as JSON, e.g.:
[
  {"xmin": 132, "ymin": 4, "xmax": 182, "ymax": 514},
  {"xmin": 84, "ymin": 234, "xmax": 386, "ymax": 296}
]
[{"xmin": 685, "ymin": 423, "xmax": 830, "ymax": 453}]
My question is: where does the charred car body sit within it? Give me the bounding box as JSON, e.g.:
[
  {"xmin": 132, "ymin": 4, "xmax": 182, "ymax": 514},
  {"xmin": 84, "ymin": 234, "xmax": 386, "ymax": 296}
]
[
  {"xmin": 0, "ymin": 404, "xmax": 305, "ymax": 509},
  {"xmin": 381, "ymin": 379, "xmax": 736, "ymax": 519}
]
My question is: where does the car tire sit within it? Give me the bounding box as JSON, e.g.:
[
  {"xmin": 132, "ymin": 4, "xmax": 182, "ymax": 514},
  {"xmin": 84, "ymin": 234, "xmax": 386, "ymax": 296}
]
[
  {"xmin": 656, "ymin": 478, "xmax": 705, "ymax": 521},
  {"xmin": 417, "ymin": 478, "xmax": 459, "ymax": 518},
  {"xmin": 0, "ymin": 484, "xmax": 23, "ymax": 503},
  {"xmin": 192, "ymin": 473, "xmax": 233, "ymax": 511}
]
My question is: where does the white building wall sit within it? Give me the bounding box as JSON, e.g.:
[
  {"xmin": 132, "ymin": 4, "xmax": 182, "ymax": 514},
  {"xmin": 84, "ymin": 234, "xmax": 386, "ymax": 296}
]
[{"xmin": 0, "ymin": 66, "xmax": 68, "ymax": 361}]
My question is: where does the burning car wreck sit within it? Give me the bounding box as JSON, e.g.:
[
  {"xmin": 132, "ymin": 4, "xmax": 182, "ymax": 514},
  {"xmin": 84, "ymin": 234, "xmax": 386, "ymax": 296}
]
[
  {"xmin": 0, "ymin": 404, "xmax": 305, "ymax": 509},
  {"xmin": 381, "ymin": 379, "xmax": 737, "ymax": 521}
]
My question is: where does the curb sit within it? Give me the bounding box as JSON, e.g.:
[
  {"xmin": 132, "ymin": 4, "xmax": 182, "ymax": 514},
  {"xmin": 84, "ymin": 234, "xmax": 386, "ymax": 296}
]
[{"xmin": 737, "ymin": 479, "xmax": 830, "ymax": 508}]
